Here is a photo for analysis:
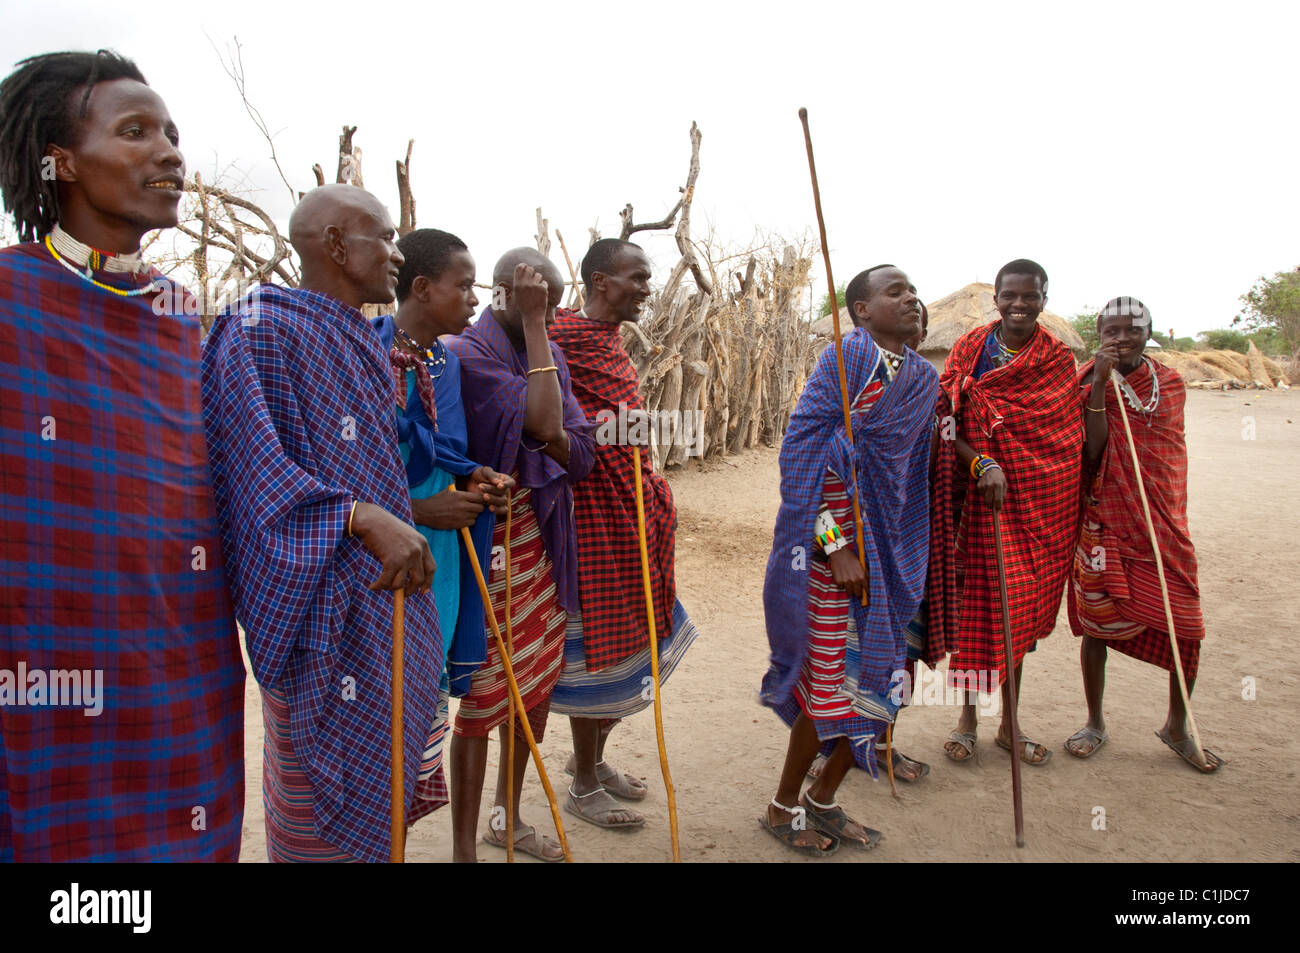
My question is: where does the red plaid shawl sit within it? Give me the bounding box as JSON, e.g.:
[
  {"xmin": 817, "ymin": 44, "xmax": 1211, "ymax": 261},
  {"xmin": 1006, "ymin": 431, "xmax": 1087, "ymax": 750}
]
[
  {"xmin": 549, "ymin": 310, "xmax": 675, "ymax": 671},
  {"xmin": 927, "ymin": 322, "xmax": 1082, "ymax": 684},
  {"xmin": 1073, "ymin": 357, "xmax": 1203, "ymax": 639}
]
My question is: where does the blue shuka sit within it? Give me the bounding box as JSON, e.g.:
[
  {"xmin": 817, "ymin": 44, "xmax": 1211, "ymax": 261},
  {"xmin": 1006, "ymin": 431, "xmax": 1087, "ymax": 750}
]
[
  {"xmin": 761, "ymin": 327, "xmax": 938, "ymax": 767},
  {"xmin": 202, "ymin": 285, "xmax": 441, "ymax": 863},
  {"xmin": 372, "ymin": 314, "xmax": 492, "ymax": 696}
]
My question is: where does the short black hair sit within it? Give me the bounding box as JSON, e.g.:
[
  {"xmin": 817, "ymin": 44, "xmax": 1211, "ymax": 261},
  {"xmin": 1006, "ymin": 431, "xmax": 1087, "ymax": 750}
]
[
  {"xmin": 843, "ymin": 264, "xmax": 896, "ymax": 323},
  {"xmin": 994, "ymin": 258, "xmax": 1048, "ymax": 294},
  {"xmin": 581, "ymin": 238, "xmax": 642, "ymax": 291},
  {"xmin": 395, "ymin": 228, "xmax": 468, "ymax": 302},
  {"xmin": 0, "ymin": 50, "xmax": 148, "ymax": 242}
]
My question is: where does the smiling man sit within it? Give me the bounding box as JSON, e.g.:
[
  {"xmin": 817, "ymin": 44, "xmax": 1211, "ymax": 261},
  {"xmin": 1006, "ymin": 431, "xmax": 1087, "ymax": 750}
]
[
  {"xmin": 761, "ymin": 265, "xmax": 938, "ymax": 855},
  {"xmin": 928, "ymin": 259, "xmax": 1081, "ymax": 767},
  {"xmin": 548, "ymin": 238, "xmax": 700, "ymax": 831},
  {"xmin": 0, "ymin": 50, "xmax": 244, "ymax": 861},
  {"xmin": 371, "ymin": 228, "xmax": 515, "ymax": 823},
  {"xmin": 202, "ymin": 184, "xmax": 441, "ymax": 862},
  {"xmin": 1065, "ymin": 297, "xmax": 1221, "ymax": 772}
]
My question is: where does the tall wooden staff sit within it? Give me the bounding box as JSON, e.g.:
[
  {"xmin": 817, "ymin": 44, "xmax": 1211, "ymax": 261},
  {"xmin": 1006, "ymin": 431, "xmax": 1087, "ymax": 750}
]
[
  {"xmin": 1109, "ymin": 373, "xmax": 1209, "ymax": 769},
  {"xmin": 503, "ymin": 493, "xmax": 516, "ymax": 861},
  {"xmin": 391, "ymin": 589, "xmax": 405, "ymax": 862},
  {"xmin": 459, "ymin": 526, "xmax": 574, "ymax": 861},
  {"xmin": 990, "ymin": 510, "xmax": 1026, "ymax": 848},
  {"xmin": 633, "ymin": 447, "xmax": 680, "ymax": 861},
  {"xmin": 798, "ymin": 109, "xmax": 894, "ymax": 793},
  {"xmin": 797, "ymin": 108, "xmax": 868, "ymax": 607}
]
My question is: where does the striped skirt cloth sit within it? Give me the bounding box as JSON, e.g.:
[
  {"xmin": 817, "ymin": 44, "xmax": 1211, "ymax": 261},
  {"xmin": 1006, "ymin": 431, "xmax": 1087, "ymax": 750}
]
[
  {"xmin": 1068, "ymin": 509, "xmax": 1201, "ymax": 682},
  {"xmin": 551, "ymin": 601, "xmax": 699, "ymax": 720},
  {"xmin": 454, "ymin": 486, "xmax": 566, "ymax": 741}
]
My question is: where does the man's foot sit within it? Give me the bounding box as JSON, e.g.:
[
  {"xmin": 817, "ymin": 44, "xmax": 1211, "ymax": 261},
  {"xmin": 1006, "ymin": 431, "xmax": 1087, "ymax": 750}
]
[
  {"xmin": 761, "ymin": 800, "xmax": 837, "ymax": 856},
  {"xmin": 945, "ymin": 729, "xmax": 977, "ymax": 763},
  {"xmin": 1155, "ymin": 727, "xmax": 1224, "ymax": 774},
  {"xmin": 879, "ymin": 747, "xmax": 930, "ymax": 782},
  {"xmin": 563, "ymin": 786, "xmax": 645, "ymax": 829},
  {"xmin": 1064, "ymin": 725, "xmax": 1108, "ymax": 759},
  {"xmin": 996, "ymin": 728, "xmax": 1052, "ymax": 765},
  {"xmin": 564, "ymin": 753, "xmax": 648, "ymax": 801},
  {"xmin": 481, "ymin": 822, "xmax": 565, "ymax": 862},
  {"xmin": 800, "ymin": 793, "xmax": 882, "ymax": 850},
  {"xmin": 806, "ymin": 754, "xmax": 829, "ymax": 780}
]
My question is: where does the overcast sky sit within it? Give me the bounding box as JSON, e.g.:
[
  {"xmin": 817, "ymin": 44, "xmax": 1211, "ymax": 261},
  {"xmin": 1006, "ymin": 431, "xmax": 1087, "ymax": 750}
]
[{"xmin": 3, "ymin": 0, "xmax": 1296, "ymax": 339}]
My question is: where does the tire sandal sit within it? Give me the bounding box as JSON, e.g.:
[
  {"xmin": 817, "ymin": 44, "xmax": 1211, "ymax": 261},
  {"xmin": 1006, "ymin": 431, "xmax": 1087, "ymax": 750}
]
[
  {"xmin": 1064, "ymin": 725, "xmax": 1108, "ymax": 759},
  {"xmin": 759, "ymin": 798, "xmax": 839, "ymax": 857},
  {"xmin": 1156, "ymin": 728, "xmax": 1224, "ymax": 774},
  {"xmin": 996, "ymin": 733, "xmax": 1053, "ymax": 765},
  {"xmin": 481, "ymin": 823, "xmax": 565, "ymax": 862},
  {"xmin": 564, "ymin": 753, "xmax": 648, "ymax": 801},
  {"xmin": 799, "ymin": 793, "xmax": 882, "ymax": 851},
  {"xmin": 563, "ymin": 786, "xmax": 645, "ymax": 829},
  {"xmin": 945, "ymin": 729, "xmax": 977, "ymax": 763}
]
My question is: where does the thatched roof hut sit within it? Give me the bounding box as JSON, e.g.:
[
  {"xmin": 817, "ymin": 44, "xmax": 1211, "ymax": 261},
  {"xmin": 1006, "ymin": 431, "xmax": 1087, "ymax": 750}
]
[{"xmin": 919, "ymin": 282, "xmax": 1085, "ymax": 371}]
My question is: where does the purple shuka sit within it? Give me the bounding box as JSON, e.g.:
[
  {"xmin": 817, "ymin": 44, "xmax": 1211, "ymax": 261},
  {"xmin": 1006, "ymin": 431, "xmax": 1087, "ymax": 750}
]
[
  {"xmin": 201, "ymin": 284, "xmax": 440, "ymax": 863},
  {"xmin": 445, "ymin": 307, "xmax": 596, "ymax": 611}
]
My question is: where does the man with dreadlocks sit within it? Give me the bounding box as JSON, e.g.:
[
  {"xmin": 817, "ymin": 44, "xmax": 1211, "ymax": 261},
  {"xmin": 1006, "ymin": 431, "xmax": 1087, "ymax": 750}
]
[
  {"xmin": 0, "ymin": 50, "xmax": 245, "ymax": 861},
  {"xmin": 929, "ymin": 259, "xmax": 1081, "ymax": 767}
]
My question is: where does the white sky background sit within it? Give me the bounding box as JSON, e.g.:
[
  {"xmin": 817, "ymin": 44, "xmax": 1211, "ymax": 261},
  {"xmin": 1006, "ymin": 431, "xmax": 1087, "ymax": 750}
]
[{"xmin": 2, "ymin": 0, "xmax": 1296, "ymax": 339}]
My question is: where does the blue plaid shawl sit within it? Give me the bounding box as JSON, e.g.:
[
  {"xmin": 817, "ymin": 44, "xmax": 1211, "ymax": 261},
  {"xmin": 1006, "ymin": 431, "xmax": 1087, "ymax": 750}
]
[
  {"xmin": 761, "ymin": 327, "xmax": 938, "ymax": 721},
  {"xmin": 202, "ymin": 285, "xmax": 441, "ymax": 863}
]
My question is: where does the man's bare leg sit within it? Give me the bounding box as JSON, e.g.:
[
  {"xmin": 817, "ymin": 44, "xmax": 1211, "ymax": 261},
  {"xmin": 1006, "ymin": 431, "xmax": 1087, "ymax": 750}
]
[
  {"xmin": 484, "ymin": 721, "xmax": 564, "ymax": 859},
  {"xmin": 450, "ymin": 732, "xmax": 488, "ymax": 863},
  {"xmin": 1163, "ymin": 671, "xmax": 1194, "ymax": 742},
  {"xmin": 569, "ymin": 716, "xmax": 640, "ymax": 825},
  {"xmin": 765, "ymin": 710, "xmax": 833, "ymax": 850},
  {"xmin": 995, "ymin": 661, "xmax": 1050, "ymax": 763},
  {"xmin": 1066, "ymin": 635, "xmax": 1109, "ymax": 757}
]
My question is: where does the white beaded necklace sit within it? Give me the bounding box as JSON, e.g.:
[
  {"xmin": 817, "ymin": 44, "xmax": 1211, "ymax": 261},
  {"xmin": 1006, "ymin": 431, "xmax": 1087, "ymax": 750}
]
[{"xmin": 1116, "ymin": 356, "xmax": 1160, "ymax": 415}]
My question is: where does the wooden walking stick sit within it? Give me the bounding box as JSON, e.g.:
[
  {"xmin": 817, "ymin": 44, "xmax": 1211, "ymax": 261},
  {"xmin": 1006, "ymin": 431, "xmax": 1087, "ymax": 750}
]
[
  {"xmin": 503, "ymin": 491, "xmax": 515, "ymax": 861},
  {"xmin": 798, "ymin": 107, "xmax": 868, "ymax": 608},
  {"xmin": 556, "ymin": 229, "xmax": 586, "ymax": 311},
  {"xmin": 633, "ymin": 447, "xmax": 680, "ymax": 862},
  {"xmin": 391, "ymin": 588, "xmax": 406, "ymax": 863},
  {"xmin": 990, "ymin": 508, "xmax": 1026, "ymax": 848},
  {"xmin": 1109, "ymin": 373, "xmax": 1209, "ymax": 769},
  {"xmin": 459, "ymin": 525, "xmax": 574, "ymax": 862}
]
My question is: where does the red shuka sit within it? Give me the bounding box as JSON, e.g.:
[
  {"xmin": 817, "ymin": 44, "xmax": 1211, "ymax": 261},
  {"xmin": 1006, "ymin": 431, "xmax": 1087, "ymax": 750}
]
[
  {"xmin": 927, "ymin": 322, "xmax": 1082, "ymax": 685},
  {"xmin": 549, "ymin": 310, "xmax": 675, "ymax": 671}
]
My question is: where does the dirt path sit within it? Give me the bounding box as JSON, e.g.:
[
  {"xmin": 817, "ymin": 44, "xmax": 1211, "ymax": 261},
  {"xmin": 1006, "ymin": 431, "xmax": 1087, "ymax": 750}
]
[{"xmin": 239, "ymin": 389, "xmax": 1300, "ymax": 862}]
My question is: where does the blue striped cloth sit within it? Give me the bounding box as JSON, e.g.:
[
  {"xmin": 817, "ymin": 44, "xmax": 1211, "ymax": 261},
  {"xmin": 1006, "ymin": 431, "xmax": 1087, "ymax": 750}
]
[
  {"xmin": 551, "ymin": 601, "xmax": 699, "ymax": 719},
  {"xmin": 202, "ymin": 285, "xmax": 441, "ymax": 864},
  {"xmin": 761, "ymin": 328, "xmax": 938, "ymax": 746}
]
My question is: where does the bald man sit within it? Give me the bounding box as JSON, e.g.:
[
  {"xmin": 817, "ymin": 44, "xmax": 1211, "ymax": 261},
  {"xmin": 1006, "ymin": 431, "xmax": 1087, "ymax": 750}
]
[
  {"xmin": 201, "ymin": 184, "xmax": 443, "ymax": 862},
  {"xmin": 445, "ymin": 247, "xmax": 596, "ymax": 862}
]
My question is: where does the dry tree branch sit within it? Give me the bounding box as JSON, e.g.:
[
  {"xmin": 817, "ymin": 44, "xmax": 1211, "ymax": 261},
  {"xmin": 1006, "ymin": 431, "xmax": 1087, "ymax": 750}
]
[
  {"xmin": 396, "ymin": 139, "xmax": 416, "ymax": 236},
  {"xmin": 618, "ymin": 194, "xmax": 685, "ymax": 241},
  {"xmin": 210, "ymin": 36, "xmax": 298, "ymax": 205}
]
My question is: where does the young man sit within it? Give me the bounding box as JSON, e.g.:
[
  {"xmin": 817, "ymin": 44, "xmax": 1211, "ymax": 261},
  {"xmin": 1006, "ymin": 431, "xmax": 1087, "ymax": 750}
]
[
  {"xmin": 929, "ymin": 259, "xmax": 1081, "ymax": 766},
  {"xmin": 203, "ymin": 184, "xmax": 440, "ymax": 863},
  {"xmin": 549, "ymin": 238, "xmax": 700, "ymax": 830},
  {"xmin": 0, "ymin": 50, "xmax": 245, "ymax": 862},
  {"xmin": 1065, "ymin": 297, "xmax": 1221, "ymax": 771},
  {"xmin": 446, "ymin": 248, "xmax": 595, "ymax": 862},
  {"xmin": 761, "ymin": 265, "xmax": 938, "ymax": 855},
  {"xmin": 372, "ymin": 228, "xmax": 514, "ymax": 820}
]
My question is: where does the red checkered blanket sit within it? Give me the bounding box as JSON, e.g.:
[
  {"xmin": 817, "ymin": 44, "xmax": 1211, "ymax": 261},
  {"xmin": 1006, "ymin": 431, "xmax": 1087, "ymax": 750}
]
[{"xmin": 549, "ymin": 310, "xmax": 675, "ymax": 671}]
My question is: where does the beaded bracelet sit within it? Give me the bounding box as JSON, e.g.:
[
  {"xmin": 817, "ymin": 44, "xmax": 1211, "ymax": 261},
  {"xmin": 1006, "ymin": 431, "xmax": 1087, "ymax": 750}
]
[
  {"xmin": 970, "ymin": 455, "xmax": 1001, "ymax": 480},
  {"xmin": 816, "ymin": 524, "xmax": 845, "ymax": 551}
]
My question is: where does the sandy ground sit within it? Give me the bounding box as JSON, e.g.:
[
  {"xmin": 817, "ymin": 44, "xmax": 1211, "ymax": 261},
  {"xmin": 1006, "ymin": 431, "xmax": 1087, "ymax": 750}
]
[{"xmin": 239, "ymin": 389, "xmax": 1300, "ymax": 863}]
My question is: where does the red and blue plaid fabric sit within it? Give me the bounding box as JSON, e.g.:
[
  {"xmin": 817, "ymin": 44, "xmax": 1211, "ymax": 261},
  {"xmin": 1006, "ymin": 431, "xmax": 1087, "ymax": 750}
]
[
  {"xmin": 762, "ymin": 328, "xmax": 938, "ymax": 732},
  {"xmin": 548, "ymin": 310, "xmax": 675, "ymax": 671},
  {"xmin": 927, "ymin": 321, "xmax": 1081, "ymax": 686},
  {"xmin": 445, "ymin": 308, "xmax": 595, "ymax": 613},
  {"xmin": 0, "ymin": 242, "xmax": 244, "ymax": 861},
  {"xmin": 202, "ymin": 284, "xmax": 441, "ymax": 864}
]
